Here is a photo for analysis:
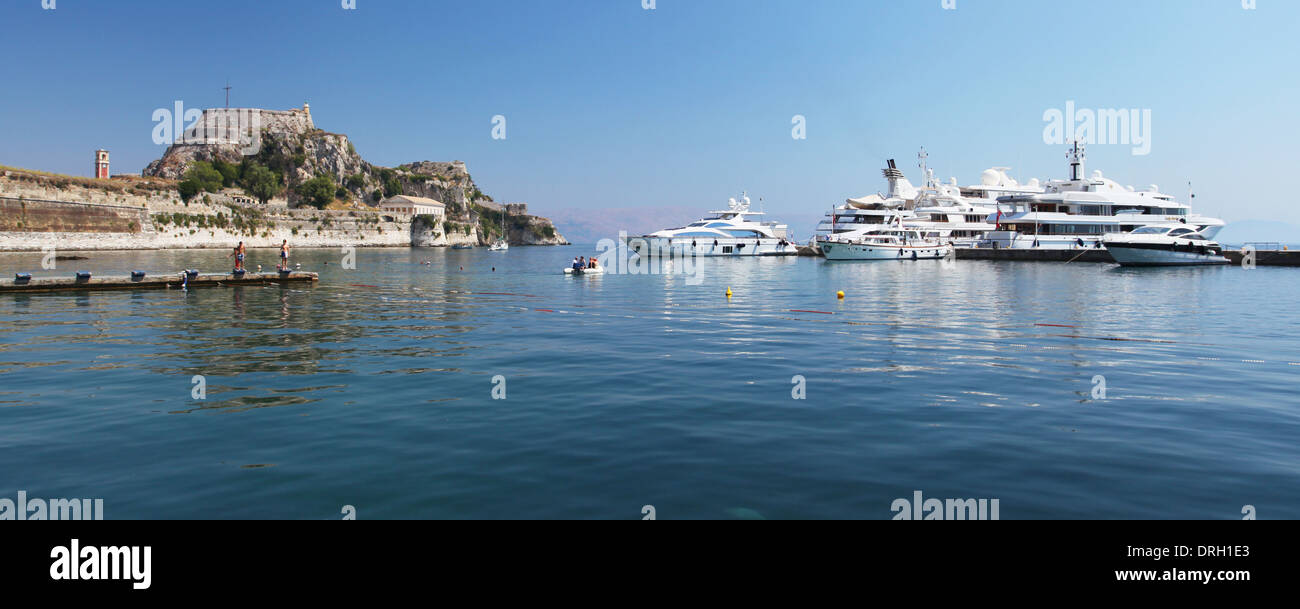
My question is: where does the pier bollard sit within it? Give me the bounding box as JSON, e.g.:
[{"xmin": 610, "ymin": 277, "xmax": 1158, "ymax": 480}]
[
  {"xmin": 14, "ymin": 273, "xmax": 31, "ymax": 285},
  {"xmin": 131, "ymin": 271, "xmax": 146, "ymax": 282},
  {"xmin": 74, "ymin": 271, "xmax": 92, "ymax": 282}
]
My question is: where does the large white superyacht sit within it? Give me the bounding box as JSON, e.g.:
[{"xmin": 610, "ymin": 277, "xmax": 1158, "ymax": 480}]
[
  {"xmin": 815, "ymin": 150, "xmax": 1043, "ymax": 247},
  {"xmin": 622, "ymin": 193, "xmax": 797, "ymax": 257},
  {"xmin": 978, "ymin": 141, "xmax": 1225, "ymax": 249},
  {"xmin": 907, "ymin": 149, "xmax": 1044, "ymax": 245}
]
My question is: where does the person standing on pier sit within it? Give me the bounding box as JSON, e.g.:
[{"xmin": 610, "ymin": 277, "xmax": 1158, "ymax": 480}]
[
  {"xmin": 279, "ymin": 240, "xmax": 291, "ymax": 271},
  {"xmin": 230, "ymin": 242, "xmax": 246, "ymax": 271}
]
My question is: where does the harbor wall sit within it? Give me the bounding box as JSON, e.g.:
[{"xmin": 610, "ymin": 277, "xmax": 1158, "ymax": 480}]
[
  {"xmin": 0, "ymin": 197, "xmax": 150, "ymax": 234},
  {"xmin": 957, "ymin": 247, "xmax": 1300, "ymax": 266},
  {"xmin": 956, "ymin": 248, "xmax": 1115, "ymax": 263},
  {"xmin": 0, "ymin": 173, "xmax": 477, "ymax": 252}
]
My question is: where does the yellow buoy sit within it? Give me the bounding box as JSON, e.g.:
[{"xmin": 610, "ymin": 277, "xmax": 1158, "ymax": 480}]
[
  {"xmin": 837, "ymin": 291, "xmax": 845, "ymax": 299},
  {"xmin": 725, "ymin": 287, "xmax": 732, "ymax": 298}
]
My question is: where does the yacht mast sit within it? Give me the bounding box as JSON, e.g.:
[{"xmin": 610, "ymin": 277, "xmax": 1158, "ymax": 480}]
[
  {"xmin": 918, "ymin": 147, "xmax": 929, "ymax": 189},
  {"xmin": 1068, "ymin": 139, "xmax": 1086, "ymax": 182}
]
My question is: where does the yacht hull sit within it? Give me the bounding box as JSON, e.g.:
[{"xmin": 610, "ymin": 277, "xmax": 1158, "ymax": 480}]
[
  {"xmin": 820, "ymin": 242, "xmax": 953, "ymax": 261},
  {"xmin": 621, "ymin": 237, "xmax": 797, "ymax": 257},
  {"xmin": 1105, "ymin": 243, "xmax": 1230, "ymax": 266}
]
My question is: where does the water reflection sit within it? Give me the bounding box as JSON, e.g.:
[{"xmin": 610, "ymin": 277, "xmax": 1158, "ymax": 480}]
[{"xmin": 0, "ymin": 247, "xmax": 1298, "ymax": 518}]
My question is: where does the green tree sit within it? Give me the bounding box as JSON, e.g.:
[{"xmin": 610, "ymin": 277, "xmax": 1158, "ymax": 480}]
[
  {"xmin": 296, "ymin": 175, "xmax": 337, "ymax": 210},
  {"xmin": 178, "ymin": 179, "xmax": 201, "ymax": 202},
  {"xmin": 211, "ymin": 159, "xmax": 239, "ymax": 187},
  {"xmin": 183, "ymin": 161, "xmax": 224, "ymax": 193},
  {"xmin": 242, "ymin": 163, "xmax": 283, "ymax": 205}
]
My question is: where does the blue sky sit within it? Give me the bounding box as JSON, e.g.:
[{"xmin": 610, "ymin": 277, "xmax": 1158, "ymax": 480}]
[{"xmin": 2, "ymin": 0, "xmax": 1295, "ymax": 231}]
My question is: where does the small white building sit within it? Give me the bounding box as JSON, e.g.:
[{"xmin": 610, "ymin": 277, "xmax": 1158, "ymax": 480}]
[{"xmin": 378, "ymin": 195, "xmax": 446, "ymax": 218}]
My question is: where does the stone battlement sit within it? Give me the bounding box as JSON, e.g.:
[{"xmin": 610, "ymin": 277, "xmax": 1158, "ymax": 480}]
[{"xmin": 175, "ymin": 105, "xmax": 315, "ymax": 147}]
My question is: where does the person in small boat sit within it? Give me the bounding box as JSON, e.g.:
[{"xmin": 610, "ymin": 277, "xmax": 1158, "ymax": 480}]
[
  {"xmin": 572, "ymin": 257, "xmax": 582, "ymax": 271},
  {"xmin": 588, "ymin": 256, "xmax": 598, "ymax": 269}
]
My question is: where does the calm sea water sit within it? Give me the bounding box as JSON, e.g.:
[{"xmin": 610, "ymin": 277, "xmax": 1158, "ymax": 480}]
[{"xmin": 1, "ymin": 246, "xmax": 1297, "ymax": 519}]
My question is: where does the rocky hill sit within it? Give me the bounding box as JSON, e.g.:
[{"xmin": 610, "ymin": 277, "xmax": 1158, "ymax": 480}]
[{"xmin": 143, "ymin": 104, "xmax": 566, "ymax": 246}]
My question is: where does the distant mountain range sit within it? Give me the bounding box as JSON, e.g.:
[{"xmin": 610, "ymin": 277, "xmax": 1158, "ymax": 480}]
[{"xmin": 1214, "ymin": 220, "xmax": 1300, "ymax": 246}]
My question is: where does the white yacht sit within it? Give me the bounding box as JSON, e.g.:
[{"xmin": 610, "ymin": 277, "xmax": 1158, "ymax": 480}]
[
  {"xmin": 815, "ymin": 150, "xmax": 1043, "ymax": 246},
  {"xmin": 978, "ymin": 141, "xmax": 1225, "ymax": 250},
  {"xmin": 820, "ymin": 224, "xmax": 954, "ymax": 261},
  {"xmin": 1102, "ymin": 226, "xmax": 1230, "ymax": 266},
  {"xmin": 907, "ymin": 149, "xmax": 1043, "ymax": 246},
  {"xmin": 623, "ymin": 193, "xmax": 796, "ymax": 257},
  {"xmin": 815, "ymin": 159, "xmax": 917, "ymax": 241}
]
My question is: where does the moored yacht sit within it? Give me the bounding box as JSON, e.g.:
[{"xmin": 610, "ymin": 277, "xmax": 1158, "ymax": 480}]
[
  {"xmin": 815, "ymin": 159, "xmax": 917, "ymax": 241},
  {"xmin": 815, "ymin": 150, "xmax": 1043, "ymax": 247},
  {"xmin": 819, "ymin": 225, "xmax": 954, "ymax": 261},
  {"xmin": 622, "ymin": 193, "xmax": 796, "ymax": 257},
  {"xmin": 978, "ymin": 141, "xmax": 1225, "ymax": 249},
  {"xmin": 1102, "ymin": 226, "xmax": 1230, "ymax": 266},
  {"xmin": 907, "ymin": 149, "xmax": 1043, "ymax": 246}
]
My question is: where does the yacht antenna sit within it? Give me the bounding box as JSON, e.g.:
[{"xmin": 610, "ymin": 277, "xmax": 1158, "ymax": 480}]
[
  {"xmin": 1068, "ymin": 139, "xmax": 1086, "ymax": 182},
  {"xmin": 918, "ymin": 147, "xmax": 929, "ymax": 189}
]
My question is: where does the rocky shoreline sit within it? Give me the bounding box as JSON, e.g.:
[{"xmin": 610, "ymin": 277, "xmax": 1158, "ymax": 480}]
[{"xmin": 0, "ymin": 104, "xmax": 568, "ymax": 252}]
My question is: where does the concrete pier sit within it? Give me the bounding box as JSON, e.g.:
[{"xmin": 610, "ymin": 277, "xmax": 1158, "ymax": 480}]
[
  {"xmin": 1223, "ymin": 250, "xmax": 1300, "ymax": 266},
  {"xmin": 956, "ymin": 248, "xmax": 1114, "ymax": 263},
  {"xmin": 2, "ymin": 271, "xmax": 318, "ymax": 293},
  {"xmin": 955, "ymin": 248, "xmax": 1300, "ymax": 266}
]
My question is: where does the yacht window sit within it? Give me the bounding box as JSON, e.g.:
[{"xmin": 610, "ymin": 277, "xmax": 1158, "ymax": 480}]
[
  {"xmin": 1131, "ymin": 226, "xmax": 1169, "ymax": 235},
  {"xmin": 1168, "ymin": 228, "xmax": 1194, "ymax": 237},
  {"xmin": 673, "ymin": 232, "xmax": 721, "ymax": 238}
]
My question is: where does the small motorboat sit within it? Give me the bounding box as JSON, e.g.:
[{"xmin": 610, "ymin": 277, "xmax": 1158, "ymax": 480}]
[
  {"xmin": 1102, "ymin": 226, "xmax": 1230, "ymax": 266},
  {"xmin": 563, "ymin": 266, "xmax": 605, "ymax": 276}
]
